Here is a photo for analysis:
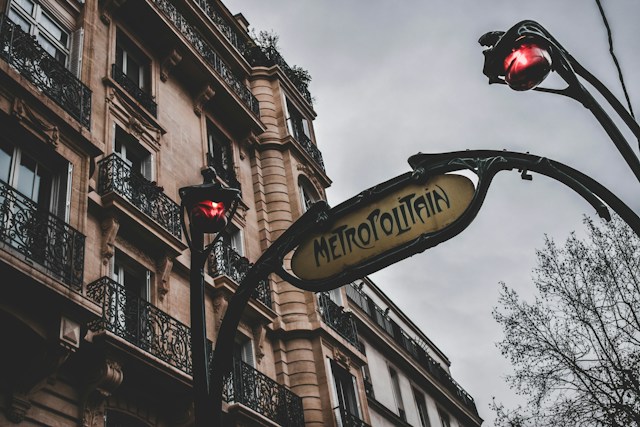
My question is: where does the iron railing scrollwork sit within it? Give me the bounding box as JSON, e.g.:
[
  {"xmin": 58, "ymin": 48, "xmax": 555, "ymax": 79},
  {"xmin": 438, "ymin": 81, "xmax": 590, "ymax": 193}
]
[
  {"xmin": 223, "ymin": 358, "xmax": 305, "ymax": 427},
  {"xmin": 0, "ymin": 14, "xmax": 91, "ymax": 127},
  {"xmin": 87, "ymin": 277, "xmax": 194, "ymax": 374},
  {"xmin": 151, "ymin": 0, "xmax": 260, "ymax": 117},
  {"xmin": 338, "ymin": 406, "xmax": 371, "ymax": 427},
  {"xmin": 206, "ymin": 153, "xmax": 240, "ymax": 190},
  {"xmin": 0, "ymin": 179, "xmax": 85, "ymax": 290},
  {"xmin": 346, "ymin": 284, "xmax": 478, "ymax": 414},
  {"xmin": 192, "ymin": 0, "xmax": 248, "ymax": 55},
  {"xmin": 208, "ymin": 240, "xmax": 272, "ymax": 308},
  {"xmin": 293, "ymin": 127, "xmax": 325, "ymax": 171},
  {"xmin": 249, "ymin": 46, "xmax": 313, "ymax": 106},
  {"xmin": 111, "ymin": 64, "xmax": 157, "ymax": 117},
  {"xmin": 97, "ymin": 154, "xmax": 182, "ymax": 239},
  {"xmin": 317, "ymin": 292, "xmax": 361, "ymax": 350}
]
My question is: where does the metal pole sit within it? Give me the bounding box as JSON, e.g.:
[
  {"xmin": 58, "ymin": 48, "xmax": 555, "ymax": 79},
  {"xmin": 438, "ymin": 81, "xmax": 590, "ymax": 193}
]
[{"xmin": 189, "ymin": 229, "xmax": 212, "ymax": 427}]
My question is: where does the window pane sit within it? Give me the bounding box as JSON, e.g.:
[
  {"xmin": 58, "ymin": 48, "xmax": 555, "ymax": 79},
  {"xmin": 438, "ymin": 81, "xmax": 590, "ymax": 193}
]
[
  {"xmin": 16, "ymin": 154, "xmax": 38, "ymax": 199},
  {"xmin": 0, "ymin": 140, "xmax": 13, "ymax": 183},
  {"xmin": 37, "ymin": 34, "xmax": 66, "ymax": 64},
  {"xmin": 13, "ymin": 0, "xmax": 35, "ymax": 16},
  {"xmin": 39, "ymin": 11, "xmax": 68, "ymax": 46},
  {"xmin": 8, "ymin": 9, "xmax": 32, "ymax": 33}
]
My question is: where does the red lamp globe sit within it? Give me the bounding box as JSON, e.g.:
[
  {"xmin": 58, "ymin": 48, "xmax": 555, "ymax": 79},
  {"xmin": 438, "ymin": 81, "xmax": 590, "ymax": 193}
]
[
  {"xmin": 503, "ymin": 38, "xmax": 552, "ymax": 91},
  {"xmin": 190, "ymin": 200, "xmax": 227, "ymax": 233}
]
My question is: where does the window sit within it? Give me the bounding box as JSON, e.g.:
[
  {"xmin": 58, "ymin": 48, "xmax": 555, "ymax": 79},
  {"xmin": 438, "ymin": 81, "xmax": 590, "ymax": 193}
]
[
  {"xmin": 206, "ymin": 120, "xmax": 235, "ymax": 185},
  {"xmin": 8, "ymin": 0, "xmax": 70, "ymax": 65},
  {"xmin": 114, "ymin": 125, "xmax": 153, "ymax": 181},
  {"xmin": 298, "ymin": 177, "xmax": 318, "ymax": 213},
  {"xmin": 111, "ymin": 251, "xmax": 151, "ymax": 343},
  {"xmin": 328, "ymin": 287, "xmax": 343, "ymax": 306},
  {"xmin": 389, "ymin": 367, "xmax": 406, "ymax": 421},
  {"xmin": 331, "ymin": 360, "xmax": 361, "ymax": 423},
  {"xmin": 438, "ymin": 408, "xmax": 451, "ymax": 427},
  {"xmin": 0, "ymin": 137, "xmax": 71, "ymax": 220},
  {"xmin": 413, "ymin": 387, "xmax": 431, "ymax": 427},
  {"xmin": 116, "ymin": 31, "xmax": 151, "ymax": 93},
  {"xmin": 285, "ymin": 98, "xmax": 311, "ymax": 143},
  {"xmin": 233, "ymin": 335, "xmax": 254, "ymax": 367}
]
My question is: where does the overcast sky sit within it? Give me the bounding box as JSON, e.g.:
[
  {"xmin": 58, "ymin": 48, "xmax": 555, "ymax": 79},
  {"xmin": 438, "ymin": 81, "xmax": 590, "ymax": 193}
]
[{"xmin": 224, "ymin": 1, "xmax": 640, "ymax": 425}]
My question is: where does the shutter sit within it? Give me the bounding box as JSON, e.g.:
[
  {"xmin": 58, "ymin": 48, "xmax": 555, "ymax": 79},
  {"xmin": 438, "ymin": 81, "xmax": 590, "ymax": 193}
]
[
  {"xmin": 302, "ymin": 118, "xmax": 311, "ymax": 138},
  {"xmin": 284, "ymin": 98, "xmax": 294, "ymax": 135},
  {"xmin": 141, "ymin": 153, "xmax": 153, "ymax": 181},
  {"xmin": 64, "ymin": 162, "xmax": 72, "ymax": 222},
  {"xmin": 69, "ymin": 28, "xmax": 84, "ymax": 78},
  {"xmin": 242, "ymin": 340, "xmax": 255, "ymax": 367},
  {"xmin": 144, "ymin": 270, "xmax": 151, "ymax": 301}
]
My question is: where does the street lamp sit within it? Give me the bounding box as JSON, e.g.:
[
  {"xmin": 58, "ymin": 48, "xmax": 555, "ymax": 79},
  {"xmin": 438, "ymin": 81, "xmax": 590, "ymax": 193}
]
[
  {"xmin": 179, "ymin": 167, "xmax": 240, "ymax": 427},
  {"xmin": 479, "ymin": 20, "xmax": 640, "ymax": 182}
]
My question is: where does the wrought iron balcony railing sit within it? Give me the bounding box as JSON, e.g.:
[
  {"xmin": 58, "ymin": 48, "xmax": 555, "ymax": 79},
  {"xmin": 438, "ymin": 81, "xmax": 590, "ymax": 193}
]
[
  {"xmin": 193, "ymin": 0, "xmax": 249, "ymax": 55},
  {"xmin": 151, "ymin": 0, "xmax": 260, "ymax": 117},
  {"xmin": 346, "ymin": 284, "xmax": 478, "ymax": 415},
  {"xmin": 208, "ymin": 240, "xmax": 272, "ymax": 309},
  {"xmin": 249, "ymin": 46, "xmax": 313, "ymax": 106},
  {"xmin": 97, "ymin": 154, "xmax": 182, "ymax": 239},
  {"xmin": 0, "ymin": 14, "xmax": 91, "ymax": 127},
  {"xmin": 337, "ymin": 406, "xmax": 371, "ymax": 427},
  {"xmin": 295, "ymin": 130, "xmax": 325, "ymax": 171},
  {"xmin": 223, "ymin": 358, "xmax": 305, "ymax": 427},
  {"xmin": 317, "ymin": 292, "xmax": 361, "ymax": 350},
  {"xmin": 87, "ymin": 276, "xmax": 194, "ymax": 374},
  {"xmin": 111, "ymin": 64, "xmax": 157, "ymax": 117},
  {"xmin": 0, "ymin": 179, "xmax": 84, "ymax": 290},
  {"xmin": 206, "ymin": 153, "xmax": 240, "ymax": 191}
]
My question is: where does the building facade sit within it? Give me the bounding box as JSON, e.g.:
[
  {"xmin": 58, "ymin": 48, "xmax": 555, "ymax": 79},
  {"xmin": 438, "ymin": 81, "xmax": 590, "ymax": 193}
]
[{"xmin": 0, "ymin": 0, "xmax": 482, "ymax": 426}]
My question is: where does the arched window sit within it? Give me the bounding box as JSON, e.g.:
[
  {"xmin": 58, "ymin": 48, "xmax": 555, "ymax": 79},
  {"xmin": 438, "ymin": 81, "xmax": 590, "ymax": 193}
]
[{"xmin": 298, "ymin": 177, "xmax": 318, "ymax": 213}]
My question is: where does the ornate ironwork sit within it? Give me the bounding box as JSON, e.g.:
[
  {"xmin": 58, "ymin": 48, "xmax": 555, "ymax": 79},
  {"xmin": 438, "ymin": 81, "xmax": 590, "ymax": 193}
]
[
  {"xmin": 317, "ymin": 292, "xmax": 361, "ymax": 350},
  {"xmin": 87, "ymin": 276, "xmax": 194, "ymax": 374},
  {"xmin": 222, "ymin": 358, "xmax": 305, "ymax": 427},
  {"xmin": 151, "ymin": 0, "xmax": 260, "ymax": 117},
  {"xmin": 209, "ymin": 240, "xmax": 272, "ymax": 308},
  {"xmin": 206, "ymin": 153, "xmax": 240, "ymax": 190},
  {"xmin": 0, "ymin": 179, "xmax": 84, "ymax": 290},
  {"xmin": 0, "ymin": 14, "xmax": 91, "ymax": 127},
  {"xmin": 97, "ymin": 154, "xmax": 181, "ymax": 239},
  {"xmin": 346, "ymin": 284, "xmax": 478, "ymax": 414},
  {"xmin": 111, "ymin": 64, "xmax": 157, "ymax": 117},
  {"xmin": 338, "ymin": 407, "xmax": 371, "ymax": 427},
  {"xmin": 249, "ymin": 46, "xmax": 313, "ymax": 106},
  {"xmin": 295, "ymin": 129, "xmax": 325, "ymax": 171},
  {"xmin": 192, "ymin": 0, "xmax": 249, "ymax": 55}
]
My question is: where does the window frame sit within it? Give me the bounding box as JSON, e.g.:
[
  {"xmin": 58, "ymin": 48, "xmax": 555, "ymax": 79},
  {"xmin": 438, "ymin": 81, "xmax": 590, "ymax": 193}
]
[
  {"xmin": 115, "ymin": 29, "xmax": 152, "ymax": 93},
  {"xmin": 413, "ymin": 386, "xmax": 431, "ymax": 427}
]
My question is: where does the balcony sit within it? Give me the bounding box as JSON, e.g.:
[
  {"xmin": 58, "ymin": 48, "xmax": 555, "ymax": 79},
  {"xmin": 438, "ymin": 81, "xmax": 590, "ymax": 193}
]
[
  {"xmin": 346, "ymin": 284, "xmax": 478, "ymax": 415},
  {"xmin": 97, "ymin": 154, "xmax": 181, "ymax": 240},
  {"xmin": 150, "ymin": 0, "xmax": 260, "ymax": 117},
  {"xmin": 111, "ymin": 64, "xmax": 157, "ymax": 117},
  {"xmin": 0, "ymin": 14, "xmax": 91, "ymax": 128},
  {"xmin": 249, "ymin": 46, "xmax": 313, "ymax": 106},
  {"xmin": 87, "ymin": 276, "xmax": 194, "ymax": 374},
  {"xmin": 208, "ymin": 240, "xmax": 272, "ymax": 309},
  {"xmin": 294, "ymin": 130, "xmax": 325, "ymax": 172},
  {"xmin": 337, "ymin": 407, "xmax": 371, "ymax": 427},
  {"xmin": 0, "ymin": 179, "xmax": 85, "ymax": 290},
  {"xmin": 223, "ymin": 358, "xmax": 305, "ymax": 427},
  {"xmin": 192, "ymin": 0, "xmax": 249, "ymax": 55},
  {"xmin": 317, "ymin": 292, "xmax": 361, "ymax": 350},
  {"xmin": 206, "ymin": 153, "xmax": 240, "ymax": 191}
]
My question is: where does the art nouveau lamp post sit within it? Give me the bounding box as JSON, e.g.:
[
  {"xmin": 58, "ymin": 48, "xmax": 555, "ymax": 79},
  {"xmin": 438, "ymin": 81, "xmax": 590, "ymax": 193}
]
[
  {"xmin": 179, "ymin": 167, "xmax": 240, "ymax": 427},
  {"xmin": 479, "ymin": 20, "xmax": 640, "ymax": 183}
]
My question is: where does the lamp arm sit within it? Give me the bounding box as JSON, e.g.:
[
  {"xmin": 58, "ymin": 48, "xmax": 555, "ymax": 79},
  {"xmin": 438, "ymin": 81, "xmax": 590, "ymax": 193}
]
[{"xmin": 569, "ymin": 57, "xmax": 640, "ymax": 146}]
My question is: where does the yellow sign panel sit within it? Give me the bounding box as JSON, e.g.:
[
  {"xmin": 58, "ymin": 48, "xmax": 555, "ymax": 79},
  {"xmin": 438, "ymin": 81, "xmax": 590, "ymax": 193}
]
[{"xmin": 291, "ymin": 174, "xmax": 475, "ymax": 280}]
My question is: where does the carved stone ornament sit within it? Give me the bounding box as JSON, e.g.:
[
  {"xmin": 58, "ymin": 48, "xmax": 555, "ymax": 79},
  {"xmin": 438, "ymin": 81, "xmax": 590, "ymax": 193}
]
[
  {"xmin": 100, "ymin": 0, "xmax": 127, "ymax": 25},
  {"xmin": 253, "ymin": 324, "xmax": 267, "ymax": 364},
  {"xmin": 12, "ymin": 98, "xmax": 59, "ymax": 148},
  {"xmin": 212, "ymin": 293, "xmax": 229, "ymax": 333},
  {"xmin": 81, "ymin": 359, "xmax": 124, "ymax": 427},
  {"xmin": 194, "ymin": 85, "xmax": 215, "ymax": 117},
  {"xmin": 157, "ymin": 255, "xmax": 173, "ymax": 300},
  {"xmin": 296, "ymin": 165, "xmax": 322, "ymax": 193},
  {"xmin": 101, "ymin": 216, "xmax": 120, "ymax": 265},
  {"xmin": 333, "ymin": 347, "xmax": 350, "ymax": 370},
  {"xmin": 161, "ymin": 49, "xmax": 183, "ymax": 82},
  {"xmin": 105, "ymin": 86, "xmax": 163, "ymax": 146}
]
